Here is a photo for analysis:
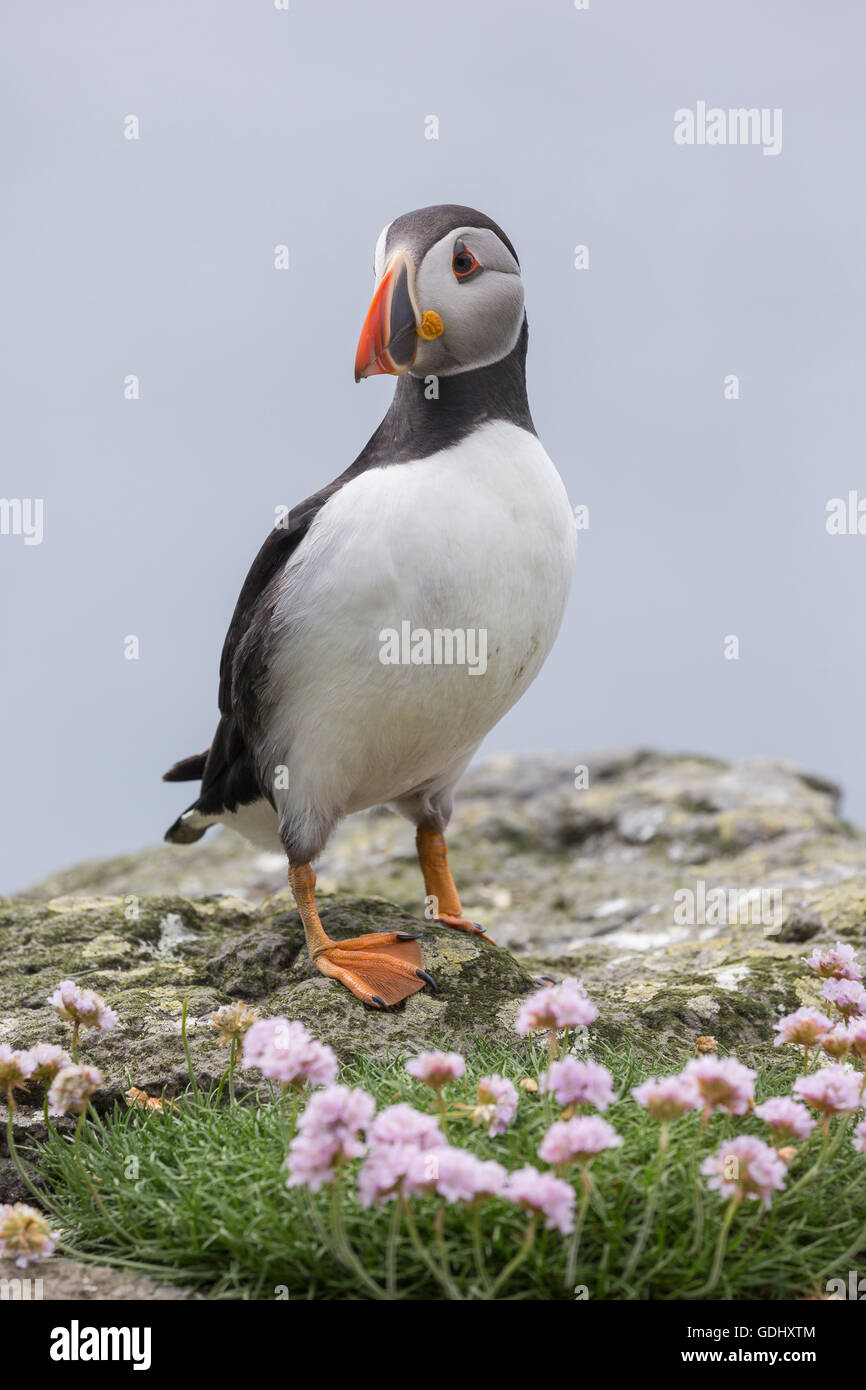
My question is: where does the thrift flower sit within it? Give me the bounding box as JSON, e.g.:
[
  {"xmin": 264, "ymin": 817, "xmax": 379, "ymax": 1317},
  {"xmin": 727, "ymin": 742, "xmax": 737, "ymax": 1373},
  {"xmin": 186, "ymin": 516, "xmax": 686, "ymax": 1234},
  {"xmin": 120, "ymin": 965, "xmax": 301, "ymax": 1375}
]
[
  {"xmin": 821, "ymin": 1025, "xmax": 853, "ymax": 1060},
  {"xmin": 793, "ymin": 1065, "xmax": 863, "ymax": 1115},
  {"xmin": 48, "ymin": 1065, "xmax": 103, "ymax": 1116},
  {"xmin": 631, "ymin": 1074, "xmax": 699, "ymax": 1121},
  {"xmin": 0, "ymin": 1045, "xmax": 35, "ymax": 1104},
  {"xmin": 822, "ymin": 978, "xmax": 866, "ymax": 1020},
  {"xmin": 804, "ymin": 942, "xmax": 862, "ymax": 981},
  {"xmin": 48, "ymin": 980, "xmax": 117, "ymax": 1033},
  {"xmin": 28, "ymin": 1044, "xmax": 71, "ymax": 1086},
  {"xmin": 472, "ymin": 1074, "xmax": 518, "ymax": 1136},
  {"xmin": 405, "ymin": 1051, "xmax": 465, "ymax": 1089},
  {"xmin": 681, "ymin": 1055, "xmax": 756, "ymax": 1116},
  {"xmin": 538, "ymin": 1115, "xmax": 622, "ymax": 1168},
  {"xmin": 754, "ymin": 1096, "xmax": 816, "ymax": 1142},
  {"xmin": 853, "ymin": 1120, "xmax": 866, "ymax": 1155},
  {"xmin": 211, "ymin": 1002, "xmax": 260, "ymax": 1047},
  {"xmin": 843, "ymin": 1018, "xmax": 866, "ymax": 1060},
  {"xmin": 0, "ymin": 1203, "xmax": 58, "ymax": 1268},
  {"xmin": 540, "ymin": 1057, "xmax": 615, "ymax": 1111},
  {"xmin": 408, "ymin": 1146, "xmax": 508, "ymax": 1204},
  {"xmin": 702, "ymin": 1135, "xmax": 787, "ymax": 1209},
  {"xmin": 285, "ymin": 1084, "xmax": 375, "ymax": 1191},
  {"xmin": 242, "ymin": 1018, "xmax": 338, "ymax": 1088},
  {"xmin": 504, "ymin": 1165, "xmax": 575, "ymax": 1234},
  {"xmin": 773, "ymin": 1007, "xmax": 832, "ymax": 1048},
  {"xmin": 367, "ymin": 1103, "xmax": 444, "ymax": 1151},
  {"xmin": 516, "ymin": 977, "xmax": 598, "ymax": 1034},
  {"xmin": 695, "ymin": 1035, "xmax": 718, "ymax": 1055},
  {"xmin": 358, "ymin": 1142, "xmax": 423, "ymax": 1206}
]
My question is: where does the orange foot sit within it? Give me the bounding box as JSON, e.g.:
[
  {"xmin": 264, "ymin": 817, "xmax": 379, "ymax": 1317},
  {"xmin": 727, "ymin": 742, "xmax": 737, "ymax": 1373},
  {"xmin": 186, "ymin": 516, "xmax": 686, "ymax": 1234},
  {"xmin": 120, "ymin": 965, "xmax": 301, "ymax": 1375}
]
[
  {"xmin": 436, "ymin": 913, "xmax": 496, "ymax": 945},
  {"xmin": 314, "ymin": 931, "xmax": 437, "ymax": 1009}
]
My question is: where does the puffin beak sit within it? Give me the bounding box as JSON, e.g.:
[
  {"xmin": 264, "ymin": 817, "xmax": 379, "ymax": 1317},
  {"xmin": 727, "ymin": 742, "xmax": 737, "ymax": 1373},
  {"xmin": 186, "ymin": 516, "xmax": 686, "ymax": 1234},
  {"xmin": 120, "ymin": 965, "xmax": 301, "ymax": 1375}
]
[{"xmin": 354, "ymin": 251, "xmax": 421, "ymax": 381}]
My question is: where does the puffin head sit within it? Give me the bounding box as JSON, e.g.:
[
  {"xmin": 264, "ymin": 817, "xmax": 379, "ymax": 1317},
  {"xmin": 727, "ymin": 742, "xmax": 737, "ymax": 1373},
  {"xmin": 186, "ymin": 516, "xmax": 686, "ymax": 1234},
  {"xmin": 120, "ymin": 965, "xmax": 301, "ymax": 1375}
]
[{"xmin": 354, "ymin": 204, "xmax": 524, "ymax": 382}]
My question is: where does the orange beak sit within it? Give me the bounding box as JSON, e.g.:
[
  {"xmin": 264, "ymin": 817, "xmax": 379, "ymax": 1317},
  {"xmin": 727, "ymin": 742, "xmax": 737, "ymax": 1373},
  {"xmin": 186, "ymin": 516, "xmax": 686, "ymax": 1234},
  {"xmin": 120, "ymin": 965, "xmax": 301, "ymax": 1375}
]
[{"xmin": 354, "ymin": 251, "xmax": 421, "ymax": 381}]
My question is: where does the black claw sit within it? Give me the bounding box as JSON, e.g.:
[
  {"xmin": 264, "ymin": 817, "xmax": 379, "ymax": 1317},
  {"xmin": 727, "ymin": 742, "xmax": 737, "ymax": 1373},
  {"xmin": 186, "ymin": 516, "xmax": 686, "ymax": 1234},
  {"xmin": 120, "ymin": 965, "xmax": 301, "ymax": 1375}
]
[
  {"xmin": 472, "ymin": 922, "xmax": 487, "ymax": 935},
  {"xmin": 370, "ymin": 995, "xmax": 387, "ymax": 1009},
  {"xmin": 416, "ymin": 969, "xmax": 439, "ymax": 993},
  {"xmin": 531, "ymin": 976, "xmax": 557, "ymax": 988},
  {"xmin": 396, "ymin": 932, "xmax": 421, "ymax": 941}
]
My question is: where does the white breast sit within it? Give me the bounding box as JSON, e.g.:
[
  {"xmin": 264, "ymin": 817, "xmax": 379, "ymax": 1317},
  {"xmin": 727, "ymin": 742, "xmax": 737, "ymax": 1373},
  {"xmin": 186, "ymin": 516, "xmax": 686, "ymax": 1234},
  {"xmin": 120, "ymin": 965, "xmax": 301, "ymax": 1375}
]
[{"xmin": 264, "ymin": 420, "xmax": 576, "ymax": 818}]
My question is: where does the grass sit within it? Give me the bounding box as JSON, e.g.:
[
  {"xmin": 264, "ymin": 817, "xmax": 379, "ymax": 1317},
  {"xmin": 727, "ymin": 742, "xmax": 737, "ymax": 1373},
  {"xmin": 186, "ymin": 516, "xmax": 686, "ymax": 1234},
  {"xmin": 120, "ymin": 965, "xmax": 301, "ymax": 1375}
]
[{"xmin": 18, "ymin": 1038, "xmax": 866, "ymax": 1301}]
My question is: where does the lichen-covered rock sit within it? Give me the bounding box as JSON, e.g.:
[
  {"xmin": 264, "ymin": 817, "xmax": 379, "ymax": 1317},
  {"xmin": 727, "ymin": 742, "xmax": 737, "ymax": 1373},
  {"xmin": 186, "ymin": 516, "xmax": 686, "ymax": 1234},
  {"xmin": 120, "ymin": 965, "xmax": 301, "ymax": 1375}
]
[
  {"xmin": 0, "ymin": 893, "xmax": 537, "ymax": 1117},
  {"xmin": 4, "ymin": 750, "xmax": 866, "ymax": 1132}
]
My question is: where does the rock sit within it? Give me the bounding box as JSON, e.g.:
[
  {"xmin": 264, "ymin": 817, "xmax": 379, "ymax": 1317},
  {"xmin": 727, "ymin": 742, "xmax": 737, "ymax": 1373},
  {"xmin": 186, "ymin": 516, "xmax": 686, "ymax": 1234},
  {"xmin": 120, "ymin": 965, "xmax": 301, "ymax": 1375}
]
[
  {"xmin": 0, "ymin": 1257, "xmax": 193, "ymax": 1300},
  {"xmin": 3, "ymin": 749, "xmax": 865, "ymax": 1176}
]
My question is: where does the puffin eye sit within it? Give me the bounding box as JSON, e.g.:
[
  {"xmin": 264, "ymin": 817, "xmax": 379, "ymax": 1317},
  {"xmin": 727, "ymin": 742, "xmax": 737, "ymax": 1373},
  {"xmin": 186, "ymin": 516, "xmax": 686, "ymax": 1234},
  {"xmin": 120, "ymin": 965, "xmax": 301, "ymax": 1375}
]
[{"xmin": 452, "ymin": 240, "xmax": 482, "ymax": 281}]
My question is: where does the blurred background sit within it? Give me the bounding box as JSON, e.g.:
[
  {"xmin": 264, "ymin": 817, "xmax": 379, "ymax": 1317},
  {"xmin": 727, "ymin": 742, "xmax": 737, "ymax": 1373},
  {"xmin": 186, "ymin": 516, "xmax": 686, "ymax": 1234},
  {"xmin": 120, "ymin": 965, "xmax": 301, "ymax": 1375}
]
[{"xmin": 2, "ymin": 0, "xmax": 864, "ymax": 891}]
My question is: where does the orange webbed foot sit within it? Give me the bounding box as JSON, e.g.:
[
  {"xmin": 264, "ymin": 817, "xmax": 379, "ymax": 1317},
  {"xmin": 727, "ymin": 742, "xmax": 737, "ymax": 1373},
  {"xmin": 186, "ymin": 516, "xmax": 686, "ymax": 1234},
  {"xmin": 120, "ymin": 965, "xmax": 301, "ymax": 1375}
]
[
  {"xmin": 314, "ymin": 932, "xmax": 437, "ymax": 1009},
  {"xmin": 435, "ymin": 913, "xmax": 497, "ymax": 945}
]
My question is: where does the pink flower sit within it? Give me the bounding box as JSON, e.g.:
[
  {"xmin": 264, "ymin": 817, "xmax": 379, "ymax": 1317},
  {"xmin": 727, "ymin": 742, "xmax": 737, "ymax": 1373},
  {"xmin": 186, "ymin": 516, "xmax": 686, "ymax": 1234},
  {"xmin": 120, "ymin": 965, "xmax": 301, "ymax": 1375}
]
[
  {"xmin": 772, "ymin": 1007, "xmax": 832, "ymax": 1048},
  {"xmin": 821, "ymin": 1025, "xmax": 853, "ymax": 1060},
  {"xmin": 472, "ymin": 1075, "xmax": 518, "ymax": 1136},
  {"xmin": 367, "ymin": 1103, "xmax": 444, "ymax": 1151},
  {"xmin": 48, "ymin": 980, "xmax": 117, "ymax": 1032},
  {"xmin": 405, "ymin": 1051, "xmax": 466, "ymax": 1090},
  {"xmin": 0, "ymin": 1203, "xmax": 58, "ymax": 1268},
  {"xmin": 701, "ymin": 1136, "xmax": 787, "ymax": 1209},
  {"xmin": 28, "ymin": 1044, "xmax": 72, "ymax": 1086},
  {"xmin": 504, "ymin": 1165, "xmax": 575, "ymax": 1235},
  {"xmin": 516, "ymin": 978, "xmax": 598, "ymax": 1034},
  {"xmin": 538, "ymin": 1115, "xmax": 622, "ymax": 1168},
  {"xmin": 358, "ymin": 1143, "xmax": 422, "ymax": 1206},
  {"xmin": 48, "ymin": 1064, "xmax": 103, "ymax": 1116},
  {"xmin": 540, "ymin": 1058, "xmax": 615, "ymax": 1111},
  {"xmin": 793, "ymin": 1065, "xmax": 863, "ymax": 1115},
  {"xmin": 631, "ymin": 1074, "xmax": 699, "ymax": 1121},
  {"xmin": 853, "ymin": 1120, "xmax": 866, "ymax": 1155},
  {"xmin": 804, "ymin": 942, "xmax": 862, "ymax": 981},
  {"xmin": 681, "ymin": 1055, "xmax": 756, "ymax": 1116},
  {"xmin": 242, "ymin": 1018, "xmax": 338, "ymax": 1088},
  {"xmin": 843, "ymin": 1018, "xmax": 866, "ymax": 1061},
  {"xmin": 0, "ymin": 1045, "xmax": 35, "ymax": 1100},
  {"xmin": 754, "ymin": 1096, "xmax": 816, "ymax": 1142},
  {"xmin": 822, "ymin": 978, "xmax": 866, "ymax": 1020},
  {"xmin": 407, "ymin": 1146, "xmax": 508, "ymax": 1204},
  {"xmin": 285, "ymin": 1084, "xmax": 375, "ymax": 1191}
]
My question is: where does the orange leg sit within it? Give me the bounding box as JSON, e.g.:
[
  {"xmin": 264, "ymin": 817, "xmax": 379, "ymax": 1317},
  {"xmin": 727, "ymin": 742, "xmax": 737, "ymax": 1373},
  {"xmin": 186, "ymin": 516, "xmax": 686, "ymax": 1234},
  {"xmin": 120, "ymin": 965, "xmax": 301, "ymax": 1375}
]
[
  {"xmin": 416, "ymin": 827, "xmax": 495, "ymax": 943},
  {"xmin": 289, "ymin": 863, "xmax": 436, "ymax": 1009}
]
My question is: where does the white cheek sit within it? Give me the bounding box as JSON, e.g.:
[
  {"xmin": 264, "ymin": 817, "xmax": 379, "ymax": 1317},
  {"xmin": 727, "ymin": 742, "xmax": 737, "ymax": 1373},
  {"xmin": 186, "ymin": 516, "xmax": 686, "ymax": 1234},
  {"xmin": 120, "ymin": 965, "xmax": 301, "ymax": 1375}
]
[{"xmin": 373, "ymin": 222, "xmax": 392, "ymax": 281}]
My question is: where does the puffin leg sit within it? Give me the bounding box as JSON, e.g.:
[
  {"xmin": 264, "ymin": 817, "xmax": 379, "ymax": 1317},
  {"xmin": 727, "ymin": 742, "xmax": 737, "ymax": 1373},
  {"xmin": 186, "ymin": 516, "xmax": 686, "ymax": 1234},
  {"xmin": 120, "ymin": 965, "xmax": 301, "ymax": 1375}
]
[
  {"xmin": 288, "ymin": 863, "xmax": 432, "ymax": 1009},
  {"xmin": 415, "ymin": 827, "xmax": 496, "ymax": 944}
]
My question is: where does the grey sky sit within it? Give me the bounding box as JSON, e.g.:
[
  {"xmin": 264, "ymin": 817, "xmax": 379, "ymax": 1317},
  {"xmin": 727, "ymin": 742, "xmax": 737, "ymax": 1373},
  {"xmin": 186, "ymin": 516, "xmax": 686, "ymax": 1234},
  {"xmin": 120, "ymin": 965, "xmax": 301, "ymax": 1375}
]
[{"xmin": 3, "ymin": 1, "xmax": 864, "ymax": 892}]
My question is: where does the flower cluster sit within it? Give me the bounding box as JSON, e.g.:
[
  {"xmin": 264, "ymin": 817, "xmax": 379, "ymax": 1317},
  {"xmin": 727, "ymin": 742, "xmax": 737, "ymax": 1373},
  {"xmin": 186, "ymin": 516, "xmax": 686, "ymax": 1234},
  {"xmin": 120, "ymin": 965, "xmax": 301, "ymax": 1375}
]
[
  {"xmin": 0, "ymin": 1203, "xmax": 58, "ymax": 1269},
  {"xmin": 701, "ymin": 1136, "xmax": 788, "ymax": 1209},
  {"xmin": 516, "ymin": 977, "xmax": 598, "ymax": 1034},
  {"xmin": 48, "ymin": 980, "xmax": 117, "ymax": 1033},
  {"xmin": 242, "ymin": 1018, "xmax": 338, "ymax": 1089},
  {"xmin": 48, "ymin": 1065, "xmax": 103, "ymax": 1116},
  {"xmin": 286, "ymin": 1085, "xmax": 376, "ymax": 1191},
  {"xmin": 211, "ymin": 1002, "xmax": 261, "ymax": 1048}
]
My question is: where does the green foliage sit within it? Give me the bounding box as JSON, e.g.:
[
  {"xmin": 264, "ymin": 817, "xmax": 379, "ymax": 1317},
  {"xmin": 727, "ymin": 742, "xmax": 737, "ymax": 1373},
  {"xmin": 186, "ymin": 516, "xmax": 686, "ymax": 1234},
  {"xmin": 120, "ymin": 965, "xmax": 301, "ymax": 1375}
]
[{"xmin": 26, "ymin": 1040, "xmax": 866, "ymax": 1301}]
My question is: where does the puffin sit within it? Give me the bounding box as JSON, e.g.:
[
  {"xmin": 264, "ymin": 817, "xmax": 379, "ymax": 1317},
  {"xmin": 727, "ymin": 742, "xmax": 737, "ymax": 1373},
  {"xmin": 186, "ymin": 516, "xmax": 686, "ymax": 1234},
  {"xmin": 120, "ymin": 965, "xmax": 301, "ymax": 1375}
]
[{"xmin": 164, "ymin": 203, "xmax": 576, "ymax": 1009}]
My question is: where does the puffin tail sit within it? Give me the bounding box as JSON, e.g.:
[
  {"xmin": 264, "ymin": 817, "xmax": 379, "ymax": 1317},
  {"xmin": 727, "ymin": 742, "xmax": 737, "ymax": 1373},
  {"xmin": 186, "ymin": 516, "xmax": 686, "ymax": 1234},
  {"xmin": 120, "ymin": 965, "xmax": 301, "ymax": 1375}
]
[
  {"xmin": 163, "ymin": 748, "xmax": 215, "ymax": 844},
  {"xmin": 162, "ymin": 750, "xmax": 209, "ymax": 783}
]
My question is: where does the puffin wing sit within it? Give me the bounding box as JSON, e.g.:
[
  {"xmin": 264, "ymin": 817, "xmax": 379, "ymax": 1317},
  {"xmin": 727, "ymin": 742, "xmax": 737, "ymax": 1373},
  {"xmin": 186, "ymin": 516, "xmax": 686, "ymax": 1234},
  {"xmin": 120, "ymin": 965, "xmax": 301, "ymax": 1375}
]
[{"xmin": 162, "ymin": 479, "xmax": 342, "ymax": 843}]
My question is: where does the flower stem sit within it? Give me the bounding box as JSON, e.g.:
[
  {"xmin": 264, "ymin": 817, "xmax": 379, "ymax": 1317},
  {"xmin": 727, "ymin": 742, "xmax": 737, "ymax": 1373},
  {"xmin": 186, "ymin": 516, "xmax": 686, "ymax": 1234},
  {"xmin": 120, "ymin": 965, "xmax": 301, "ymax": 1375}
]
[
  {"xmin": 471, "ymin": 1199, "xmax": 492, "ymax": 1296},
  {"xmin": 623, "ymin": 1123, "xmax": 668, "ymax": 1283},
  {"xmin": 385, "ymin": 1200, "xmax": 402, "ymax": 1300},
  {"xmin": 488, "ymin": 1214, "xmax": 537, "ymax": 1300},
  {"xmin": 328, "ymin": 1170, "xmax": 386, "ymax": 1299},
  {"xmin": 180, "ymin": 998, "xmax": 199, "ymax": 1107},
  {"xmin": 564, "ymin": 1167, "xmax": 592, "ymax": 1289},
  {"xmin": 403, "ymin": 1200, "xmax": 460, "ymax": 1299},
  {"xmin": 693, "ymin": 1194, "xmax": 739, "ymax": 1297}
]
